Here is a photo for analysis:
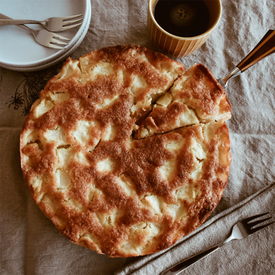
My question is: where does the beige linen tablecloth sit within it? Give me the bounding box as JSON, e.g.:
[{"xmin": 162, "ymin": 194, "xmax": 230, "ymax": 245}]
[{"xmin": 0, "ymin": 0, "xmax": 274, "ymax": 274}]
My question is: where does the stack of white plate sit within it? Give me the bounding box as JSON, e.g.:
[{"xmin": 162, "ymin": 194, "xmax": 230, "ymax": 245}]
[{"xmin": 0, "ymin": 0, "xmax": 91, "ymax": 71}]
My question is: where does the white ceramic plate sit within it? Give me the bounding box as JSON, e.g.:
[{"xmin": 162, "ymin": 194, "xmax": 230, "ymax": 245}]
[
  {"xmin": 2, "ymin": 2, "xmax": 91, "ymax": 72},
  {"xmin": 0, "ymin": 0, "xmax": 90, "ymax": 70}
]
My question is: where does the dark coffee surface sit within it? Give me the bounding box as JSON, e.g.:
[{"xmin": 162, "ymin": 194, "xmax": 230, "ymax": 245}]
[{"xmin": 154, "ymin": 0, "xmax": 210, "ymax": 37}]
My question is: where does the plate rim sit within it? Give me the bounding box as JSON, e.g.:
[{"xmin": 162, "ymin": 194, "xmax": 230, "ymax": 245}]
[
  {"xmin": 0, "ymin": 0, "xmax": 91, "ymax": 68},
  {"xmin": 1, "ymin": 3, "xmax": 91, "ymax": 72}
]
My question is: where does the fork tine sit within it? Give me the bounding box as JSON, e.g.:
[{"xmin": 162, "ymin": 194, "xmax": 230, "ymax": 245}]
[
  {"xmin": 62, "ymin": 18, "xmax": 83, "ymax": 26},
  {"xmin": 60, "ymin": 14, "xmax": 83, "ymax": 21},
  {"xmin": 50, "ymin": 38, "xmax": 68, "ymax": 46},
  {"xmin": 48, "ymin": 44, "xmax": 65, "ymax": 50},
  {"xmin": 248, "ymin": 216, "xmax": 272, "ymax": 228},
  {"xmin": 249, "ymin": 221, "xmax": 275, "ymax": 234},
  {"xmin": 60, "ymin": 22, "xmax": 82, "ymax": 31},
  {"xmin": 52, "ymin": 32, "xmax": 70, "ymax": 41},
  {"xmin": 242, "ymin": 212, "xmax": 270, "ymax": 223}
]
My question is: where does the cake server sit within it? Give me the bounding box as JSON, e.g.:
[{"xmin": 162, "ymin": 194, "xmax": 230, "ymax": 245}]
[{"xmin": 218, "ymin": 29, "xmax": 275, "ymax": 87}]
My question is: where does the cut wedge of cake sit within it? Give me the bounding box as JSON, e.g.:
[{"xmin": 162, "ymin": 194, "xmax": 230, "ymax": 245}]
[{"xmin": 134, "ymin": 63, "xmax": 231, "ymax": 139}]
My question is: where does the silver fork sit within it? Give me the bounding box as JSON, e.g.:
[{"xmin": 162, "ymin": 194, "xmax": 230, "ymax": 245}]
[
  {"xmin": 0, "ymin": 14, "xmax": 83, "ymax": 32},
  {"xmin": 218, "ymin": 29, "xmax": 275, "ymax": 87},
  {"xmin": 161, "ymin": 212, "xmax": 274, "ymax": 275},
  {"xmin": 0, "ymin": 13, "xmax": 69, "ymax": 50}
]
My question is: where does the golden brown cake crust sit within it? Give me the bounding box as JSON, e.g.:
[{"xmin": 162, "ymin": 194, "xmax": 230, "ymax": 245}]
[
  {"xmin": 20, "ymin": 45, "xmax": 231, "ymax": 257},
  {"xmin": 134, "ymin": 63, "xmax": 232, "ymax": 139}
]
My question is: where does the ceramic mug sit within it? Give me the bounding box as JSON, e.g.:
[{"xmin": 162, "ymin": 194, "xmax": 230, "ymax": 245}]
[{"xmin": 148, "ymin": 0, "xmax": 222, "ymax": 58}]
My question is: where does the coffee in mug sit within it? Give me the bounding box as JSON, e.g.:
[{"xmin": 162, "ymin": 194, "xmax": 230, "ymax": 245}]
[{"xmin": 148, "ymin": 0, "xmax": 222, "ymax": 58}]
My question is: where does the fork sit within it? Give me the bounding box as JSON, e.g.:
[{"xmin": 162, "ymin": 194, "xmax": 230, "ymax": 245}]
[
  {"xmin": 161, "ymin": 212, "xmax": 274, "ymax": 275},
  {"xmin": 0, "ymin": 13, "xmax": 69, "ymax": 50},
  {"xmin": 0, "ymin": 14, "xmax": 83, "ymax": 32},
  {"xmin": 218, "ymin": 29, "xmax": 275, "ymax": 87}
]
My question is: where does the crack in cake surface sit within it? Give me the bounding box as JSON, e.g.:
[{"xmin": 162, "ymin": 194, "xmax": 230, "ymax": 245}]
[{"xmin": 20, "ymin": 45, "xmax": 231, "ymax": 258}]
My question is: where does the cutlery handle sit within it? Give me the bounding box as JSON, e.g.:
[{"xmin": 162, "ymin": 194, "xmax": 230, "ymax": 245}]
[
  {"xmin": 237, "ymin": 29, "xmax": 275, "ymax": 72},
  {"xmin": 0, "ymin": 13, "xmax": 32, "ymax": 32},
  {"xmin": 0, "ymin": 19, "xmax": 41, "ymax": 26},
  {"xmin": 160, "ymin": 245, "xmax": 220, "ymax": 275}
]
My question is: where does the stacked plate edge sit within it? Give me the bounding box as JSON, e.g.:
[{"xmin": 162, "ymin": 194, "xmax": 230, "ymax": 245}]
[{"xmin": 0, "ymin": 0, "xmax": 91, "ymax": 72}]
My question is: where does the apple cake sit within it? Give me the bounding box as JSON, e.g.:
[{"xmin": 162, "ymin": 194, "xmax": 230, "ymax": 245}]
[{"xmin": 20, "ymin": 45, "xmax": 231, "ymax": 257}]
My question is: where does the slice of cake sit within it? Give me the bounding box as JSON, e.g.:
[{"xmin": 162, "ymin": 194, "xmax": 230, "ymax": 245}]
[{"xmin": 135, "ymin": 63, "xmax": 231, "ymax": 139}]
